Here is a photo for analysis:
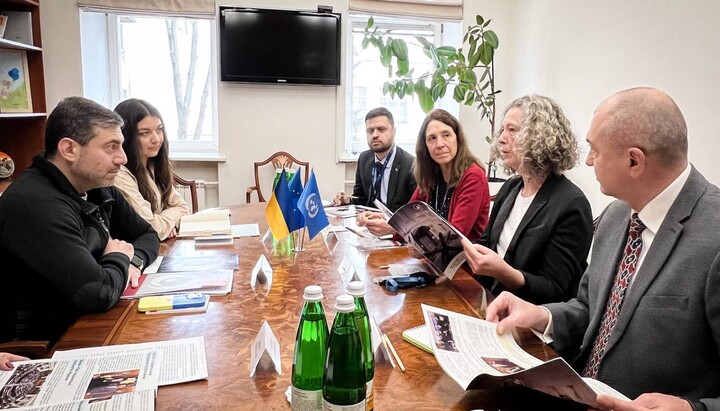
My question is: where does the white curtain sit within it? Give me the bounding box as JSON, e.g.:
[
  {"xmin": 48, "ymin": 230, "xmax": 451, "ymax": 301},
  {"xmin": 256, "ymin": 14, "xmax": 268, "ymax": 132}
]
[
  {"xmin": 76, "ymin": 0, "xmax": 215, "ymax": 17},
  {"xmin": 348, "ymin": 0, "xmax": 463, "ymax": 20}
]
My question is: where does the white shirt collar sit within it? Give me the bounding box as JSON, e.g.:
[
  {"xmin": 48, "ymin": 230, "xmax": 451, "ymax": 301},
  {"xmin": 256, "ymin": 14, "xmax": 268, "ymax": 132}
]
[
  {"xmin": 636, "ymin": 164, "xmax": 691, "ymax": 235},
  {"xmin": 375, "ymin": 144, "xmax": 396, "ymax": 165}
]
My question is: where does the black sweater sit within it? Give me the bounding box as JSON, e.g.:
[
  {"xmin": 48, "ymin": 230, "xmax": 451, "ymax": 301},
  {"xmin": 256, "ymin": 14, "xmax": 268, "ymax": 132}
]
[{"xmin": 0, "ymin": 155, "xmax": 159, "ymax": 343}]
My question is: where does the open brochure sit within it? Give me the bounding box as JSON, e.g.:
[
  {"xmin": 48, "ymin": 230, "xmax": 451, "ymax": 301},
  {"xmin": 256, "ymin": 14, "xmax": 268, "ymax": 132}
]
[
  {"xmin": 53, "ymin": 337, "xmax": 208, "ymax": 387},
  {"xmin": 0, "ymin": 351, "xmax": 160, "ymax": 409},
  {"xmin": 177, "ymin": 208, "xmax": 232, "ymax": 238},
  {"xmin": 380, "ymin": 200, "xmax": 467, "ymax": 280},
  {"xmin": 420, "ymin": 304, "xmax": 630, "ymax": 408}
]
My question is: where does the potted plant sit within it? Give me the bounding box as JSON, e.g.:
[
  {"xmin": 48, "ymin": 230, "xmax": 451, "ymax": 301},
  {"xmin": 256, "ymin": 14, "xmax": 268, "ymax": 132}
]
[{"xmin": 362, "ymin": 15, "xmax": 505, "ymax": 181}]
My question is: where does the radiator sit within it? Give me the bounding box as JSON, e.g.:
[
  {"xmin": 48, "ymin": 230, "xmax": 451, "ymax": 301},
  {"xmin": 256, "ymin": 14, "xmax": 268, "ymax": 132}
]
[{"xmin": 175, "ymin": 180, "xmax": 219, "ymax": 211}]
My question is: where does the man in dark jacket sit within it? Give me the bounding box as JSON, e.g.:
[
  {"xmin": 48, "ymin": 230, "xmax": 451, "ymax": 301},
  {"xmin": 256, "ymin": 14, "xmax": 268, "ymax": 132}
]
[
  {"xmin": 0, "ymin": 96, "xmax": 159, "ymax": 344},
  {"xmin": 333, "ymin": 107, "xmax": 416, "ymax": 212}
]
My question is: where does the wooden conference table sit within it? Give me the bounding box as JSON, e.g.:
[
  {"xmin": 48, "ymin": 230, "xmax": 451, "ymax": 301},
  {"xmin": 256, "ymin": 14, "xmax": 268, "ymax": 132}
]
[{"xmin": 55, "ymin": 204, "xmax": 584, "ymax": 410}]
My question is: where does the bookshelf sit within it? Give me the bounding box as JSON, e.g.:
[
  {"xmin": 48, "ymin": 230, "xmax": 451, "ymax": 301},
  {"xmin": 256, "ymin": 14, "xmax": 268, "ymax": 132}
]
[{"xmin": 0, "ymin": 0, "xmax": 45, "ymax": 191}]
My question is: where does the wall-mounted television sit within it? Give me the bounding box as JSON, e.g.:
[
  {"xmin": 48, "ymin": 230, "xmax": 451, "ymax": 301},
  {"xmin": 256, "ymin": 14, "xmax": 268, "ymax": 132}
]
[{"xmin": 219, "ymin": 6, "xmax": 342, "ymax": 86}]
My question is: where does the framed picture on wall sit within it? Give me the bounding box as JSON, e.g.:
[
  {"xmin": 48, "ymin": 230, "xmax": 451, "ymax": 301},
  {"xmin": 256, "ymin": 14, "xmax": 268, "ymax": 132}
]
[{"xmin": 0, "ymin": 49, "xmax": 32, "ymax": 113}]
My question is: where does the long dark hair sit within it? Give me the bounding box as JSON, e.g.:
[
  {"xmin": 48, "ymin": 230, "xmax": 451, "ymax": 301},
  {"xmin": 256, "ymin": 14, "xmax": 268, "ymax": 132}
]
[
  {"xmin": 414, "ymin": 109, "xmax": 483, "ymax": 194},
  {"xmin": 114, "ymin": 98, "xmax": 173, "ymax": 212}
]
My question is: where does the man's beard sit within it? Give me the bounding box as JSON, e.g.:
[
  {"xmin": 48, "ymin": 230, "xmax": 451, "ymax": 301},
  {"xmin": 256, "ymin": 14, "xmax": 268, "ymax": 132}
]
[{"xmin": 371, "ymin": 142, "xmax": 392, "ymax": 154}]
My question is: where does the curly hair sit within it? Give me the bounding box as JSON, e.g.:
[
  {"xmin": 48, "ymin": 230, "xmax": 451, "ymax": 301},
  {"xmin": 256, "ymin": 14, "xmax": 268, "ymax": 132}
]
[
  {"xmin": 114, "ymin": 99, "xmax": 174, "ymax": 213},
  {"xmin": 414, "ymin": 109, "xmax": 483, "ymax": 194},
  {"xmin": 492, "ymin": 94, "xmax": 579, "ymax": 178}
]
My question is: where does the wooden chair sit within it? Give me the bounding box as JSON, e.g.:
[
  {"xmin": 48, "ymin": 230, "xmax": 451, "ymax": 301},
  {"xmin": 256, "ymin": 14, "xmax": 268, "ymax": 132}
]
[
  {"xmin": 246, "ymin": 151, "xmax": 310, "ymax": 203},
  {"xmin": 0, "ymin": 340, "xmax": 50, "ymax": 359},
  {"xmin": 173, "ymin": 173, "xmax": 199, "ymax": 213}
]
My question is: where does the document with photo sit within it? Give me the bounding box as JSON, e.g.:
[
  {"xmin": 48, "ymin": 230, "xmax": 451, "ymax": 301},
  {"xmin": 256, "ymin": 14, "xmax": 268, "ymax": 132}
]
[
  {"xmin": 12, "ymin": 389, "xmax": 155, "ymax": 411},
  {"xmin": 420, "ymin": 304, "xmax": 629, "ymax": 409},
  {"xmin": 0, "ymin": 351, "xmax": 160, "ymax": 409},
  {"xmin": 386, "ymin": 201, "xmax": 467, "ymax": 279},
  {"xmin": 53, "ymin": 337, "xmax": 208, "ymax": 386}
]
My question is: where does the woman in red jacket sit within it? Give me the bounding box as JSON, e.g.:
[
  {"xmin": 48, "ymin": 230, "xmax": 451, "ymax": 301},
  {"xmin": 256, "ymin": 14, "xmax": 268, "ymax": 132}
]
[{"xmin": 358, "ymin": 109, "xmax": 490, "ymax": 242}]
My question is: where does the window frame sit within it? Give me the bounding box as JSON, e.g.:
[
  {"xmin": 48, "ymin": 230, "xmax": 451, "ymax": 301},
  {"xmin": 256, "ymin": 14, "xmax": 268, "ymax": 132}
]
[
  {"xmin": 80, "ymin": 10, "xmax": 220, "ymax": 158},
  {"xmin": 344, "ymin": 14, "xmax": 460, "ymax": 157}
]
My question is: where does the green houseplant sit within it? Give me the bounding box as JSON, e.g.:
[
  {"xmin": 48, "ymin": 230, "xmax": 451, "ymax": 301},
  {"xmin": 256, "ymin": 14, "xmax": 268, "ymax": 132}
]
[{"xmin": 362, "ymin": 15, "xmax": 503, "ymax": 180}]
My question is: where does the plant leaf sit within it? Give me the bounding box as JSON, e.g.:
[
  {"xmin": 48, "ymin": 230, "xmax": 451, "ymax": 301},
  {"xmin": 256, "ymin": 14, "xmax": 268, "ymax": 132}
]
[
  {"xmin": 416, "ymin": 36, "xmax": 432, "ymax": 49},
  {"xmin": 367, "ymin": 16, "xmax": 374, "ymax": 29},
  {"xmin": 381, "ymin": 44, "xmax": 393, "ymax": 66},
  {"xmin": 483, "ymin": 30, "xmax": 499, "ymax": 49},
  {"xmin": 476, "ymin": 15, "xmax": 484, "ymax": 26},
  {"xmin": 478, "ymin": 42, "xmax": 494, "ymax": 66},
  {"xmin": 482, "ymin": 19, "xmax": 492, "ymax": 28},
  {"xmin": 396, "ymin": 59, "xmax": 410, "ymax": 75},
  {"xmin": 391, "ymin": 38, "xmax": 409, "ymax": 61}
]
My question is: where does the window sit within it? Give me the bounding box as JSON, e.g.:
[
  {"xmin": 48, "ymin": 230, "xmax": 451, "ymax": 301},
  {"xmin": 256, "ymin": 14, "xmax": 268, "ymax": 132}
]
[
  {"xmin": 80, "ymin": 11, "xmax": 218, "ymax": 156},
  {"xmin": 346, "ymin": 15, "xmax": 461, "ymax": 155}
]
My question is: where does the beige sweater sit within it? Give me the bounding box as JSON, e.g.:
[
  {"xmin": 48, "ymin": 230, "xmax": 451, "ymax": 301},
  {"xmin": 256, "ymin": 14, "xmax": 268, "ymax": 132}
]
[{"xmin": 114, "ymin": 165, "xmax": 190, "ymax": 240}]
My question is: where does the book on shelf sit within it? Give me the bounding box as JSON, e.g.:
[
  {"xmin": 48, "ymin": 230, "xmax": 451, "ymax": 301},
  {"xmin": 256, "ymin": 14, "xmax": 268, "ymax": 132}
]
[
  {"xmin": 377, "ymin": 200, "xmax": 467, "ymax": 280},
  {"xmin": 402, "ymin": 324, "xmax": 433, "ymax": 354},
  {"xmin": 2, "ymin": 11, "xmax": 33, "ymax": 46},
  {"xmin": 121, "ymin": 269, "xmax": 233, "ymax": 299},
  {"xmin": 419, "ymin": 304, "xmax": 629, "ymax": 409},
  {"xmin": 177, "ymin": 208, "xmax": 231, "ymax": 238}
]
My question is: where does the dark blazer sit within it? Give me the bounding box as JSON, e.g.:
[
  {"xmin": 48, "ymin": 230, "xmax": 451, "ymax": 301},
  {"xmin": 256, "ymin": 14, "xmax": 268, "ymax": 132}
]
[
  {"xmin": 478, "ymin": 173, "xmax": 593, "ymax": 304},
  {"xmin": 352, "ymin": 146, "xmax": 416, "ymax": 212},
  {"xmin": 547, "ymin": 167, "xmax": 720, "ymax": 407}
]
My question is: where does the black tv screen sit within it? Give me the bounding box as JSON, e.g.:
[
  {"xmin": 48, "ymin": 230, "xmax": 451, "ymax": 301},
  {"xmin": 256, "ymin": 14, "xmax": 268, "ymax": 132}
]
[{"xmin": 219, "ymin": 7, "xmax": 341, "ymax": 85}]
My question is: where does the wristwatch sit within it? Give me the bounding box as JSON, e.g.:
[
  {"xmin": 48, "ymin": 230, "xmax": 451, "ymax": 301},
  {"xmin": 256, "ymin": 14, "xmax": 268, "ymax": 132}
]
[{"xmin": 130, "ymin": 254, "xmax": 144, "ymax": 271}]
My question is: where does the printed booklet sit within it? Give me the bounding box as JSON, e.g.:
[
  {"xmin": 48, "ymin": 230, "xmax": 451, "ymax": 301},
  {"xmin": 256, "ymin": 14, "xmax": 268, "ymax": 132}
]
[
  {"xmin": 377, "ymin": 200, "xmax": 467, "ymax": 279},
  {"xmin": 420, "ymin": 304, "xmax": 629, "ymax": 408}
]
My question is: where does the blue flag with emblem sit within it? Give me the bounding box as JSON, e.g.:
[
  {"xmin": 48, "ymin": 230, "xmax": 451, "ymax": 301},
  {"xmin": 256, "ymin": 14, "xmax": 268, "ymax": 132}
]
[
  {"xmin": 297, "ymin": 170, "xmax": 330, "ymax": 239},
  {"xmin": 287, "ymin": 170, "xmax": 305, "ymax": 232}
]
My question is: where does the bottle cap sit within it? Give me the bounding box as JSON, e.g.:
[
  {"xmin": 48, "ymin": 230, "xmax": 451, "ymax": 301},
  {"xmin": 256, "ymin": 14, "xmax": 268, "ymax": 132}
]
[
  {"xmin": 303, "ymin": 285, "xmax": 323, "ymax": 302},
  {"xmin": 346, "ymin": 280, "xmax": 365, "ymax": 297},
  {"xmin": 334, "ymin": 295, "xmax": 355, "ymax": 313}
]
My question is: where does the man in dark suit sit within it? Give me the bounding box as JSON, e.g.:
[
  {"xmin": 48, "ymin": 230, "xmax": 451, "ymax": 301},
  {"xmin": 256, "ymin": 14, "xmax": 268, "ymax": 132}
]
[
  {"xmin": 485, "ymin": 88, "xmax": 720, "ymax": 411},
  {"xmin": 333, "ymin": 107, "xmax": 415, "ymax": 212}
]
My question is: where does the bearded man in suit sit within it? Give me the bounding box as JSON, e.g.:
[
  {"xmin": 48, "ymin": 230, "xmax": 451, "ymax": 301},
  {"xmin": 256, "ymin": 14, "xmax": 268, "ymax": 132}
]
[
  {"xmin": 333, "ymin": 107, "xmax": 416, "ymax": 212},
  {"xmin": 485, "ymin": 87, "xmax": 720, "ymax": 411}
]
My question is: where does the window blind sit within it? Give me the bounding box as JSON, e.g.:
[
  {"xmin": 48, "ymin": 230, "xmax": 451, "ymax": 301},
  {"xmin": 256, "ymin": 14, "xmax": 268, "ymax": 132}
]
[
  {"xmin": 77, "ymin": 0, "xmax": 215, "ymax": 17},
  {"xmin": 348, "ymin": 0, "xmax": 463, "ymax": 20}
]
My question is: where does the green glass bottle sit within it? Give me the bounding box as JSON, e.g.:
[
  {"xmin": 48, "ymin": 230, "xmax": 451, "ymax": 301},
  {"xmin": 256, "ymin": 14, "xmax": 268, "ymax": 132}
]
[
  {"xmin": 292, "ymin": 285, "xmax": 329, "ymax": 411},
  {"xmin": 347, "ymin": 281, "xmax": 374, "ymax": 411},
  {"xmin": 322, "ymin": 295, "xmax": 366, "ymax": 410}
]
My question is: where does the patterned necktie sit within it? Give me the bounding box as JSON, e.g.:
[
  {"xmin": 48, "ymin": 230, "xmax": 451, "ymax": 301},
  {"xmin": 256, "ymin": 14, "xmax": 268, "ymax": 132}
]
[
  {"xmin": 582, "ymin": 213, "xmax": 646, "ymax": 379},
  {"xmin": 372, "ymin": 161, "xmax": 384, "ymax": 202}
]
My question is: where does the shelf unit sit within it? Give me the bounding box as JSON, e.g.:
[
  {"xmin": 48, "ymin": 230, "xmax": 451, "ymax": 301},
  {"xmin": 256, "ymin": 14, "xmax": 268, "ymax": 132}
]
[{"xmin": 0, "ymin": 0, "xmax": 46, "ymax": 188}]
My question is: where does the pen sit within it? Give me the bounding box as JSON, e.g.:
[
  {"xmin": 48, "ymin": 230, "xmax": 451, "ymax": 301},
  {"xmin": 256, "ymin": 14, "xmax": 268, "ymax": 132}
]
[
  {"xmin": 383, "ymin": 333, "xmax": 405, "ymax": 372},
  {"xmin": 379, "ymin": 265, "xmax": 389, "ymax": 269}
]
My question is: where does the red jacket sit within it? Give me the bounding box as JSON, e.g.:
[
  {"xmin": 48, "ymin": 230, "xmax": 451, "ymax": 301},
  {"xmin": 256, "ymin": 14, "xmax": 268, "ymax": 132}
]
[{"xmin": 409, "ymin": 163, "xmax": 490, "ymax": 242}]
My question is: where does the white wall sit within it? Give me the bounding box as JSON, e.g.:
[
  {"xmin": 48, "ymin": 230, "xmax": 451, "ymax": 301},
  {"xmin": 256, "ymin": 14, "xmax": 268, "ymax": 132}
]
[
  {"xmin": 506, "ymin": 0, "xmax": 720, "ymax": 215},
  {"xmin": 217, "ymin": 0, "xmax": 348, "ymax": 206},
  {"xmin": 39, "ymin": 0, "xmax": 720, "ymax": 214}
]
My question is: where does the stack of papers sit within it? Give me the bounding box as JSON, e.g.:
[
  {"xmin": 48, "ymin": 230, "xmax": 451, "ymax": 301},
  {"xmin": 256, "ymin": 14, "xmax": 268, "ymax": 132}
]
[
  {"xmin": 177, "ymin": 209, "xmax": 231, "ymax": 238},
  {"xmin": 0, "ymin": 337, "xmax": 208, "ymax": 410},
  {"xmin": 121, "ymin": 270, "xmax": 234, "ymax": 299}
]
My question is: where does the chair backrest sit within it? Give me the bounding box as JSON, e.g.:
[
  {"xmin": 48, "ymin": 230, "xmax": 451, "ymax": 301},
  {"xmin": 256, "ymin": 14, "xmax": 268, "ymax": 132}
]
[
  {"xmin": 246, "ymin": 151, "xmax": 310, "ymax": 203},
  {"xmin": 173, "ymin": 173, "xmax": 199, "ymax": 213}
]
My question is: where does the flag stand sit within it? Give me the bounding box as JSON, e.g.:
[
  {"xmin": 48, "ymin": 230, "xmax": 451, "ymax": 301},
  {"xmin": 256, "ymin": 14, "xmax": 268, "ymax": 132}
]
[{"xmin": 292, "ymin": 227, "xmax": 306, "ymax": 252}]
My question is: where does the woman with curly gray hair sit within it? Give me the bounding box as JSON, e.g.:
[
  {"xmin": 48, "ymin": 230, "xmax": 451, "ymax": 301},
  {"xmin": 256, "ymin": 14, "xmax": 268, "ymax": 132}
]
[{"xmin": 461, "ymin": 94, "xmax": 594, "ymax": 303}]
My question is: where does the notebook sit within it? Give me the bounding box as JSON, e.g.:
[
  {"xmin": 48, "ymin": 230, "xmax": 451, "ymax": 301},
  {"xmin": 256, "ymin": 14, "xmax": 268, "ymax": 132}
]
[{"xmin": 402, "ymin": 324, "xmax": 434, "ymax": 354}]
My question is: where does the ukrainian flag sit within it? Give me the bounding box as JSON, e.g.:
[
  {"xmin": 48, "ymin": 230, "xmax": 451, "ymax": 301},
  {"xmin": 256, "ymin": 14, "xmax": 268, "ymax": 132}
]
[{"xmin": 265, "ymin": 170, "xmax": 291, "ymax": 240}]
